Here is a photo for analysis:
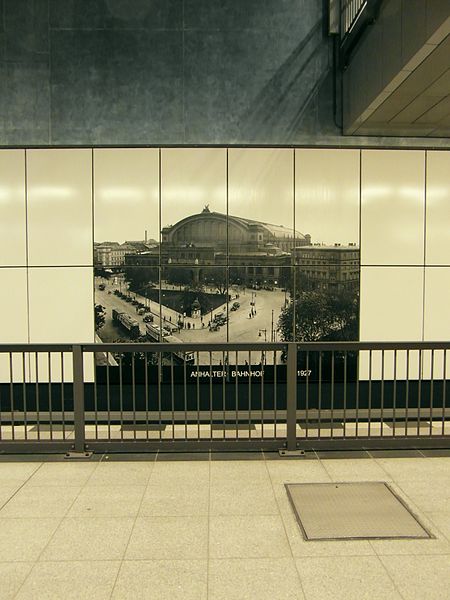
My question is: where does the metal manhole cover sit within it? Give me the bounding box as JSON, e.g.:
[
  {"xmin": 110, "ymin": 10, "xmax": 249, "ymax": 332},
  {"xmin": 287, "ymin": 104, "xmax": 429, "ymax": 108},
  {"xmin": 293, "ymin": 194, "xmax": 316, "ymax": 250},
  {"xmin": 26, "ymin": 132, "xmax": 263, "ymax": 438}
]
[{"xmin": 285, "ymin": 482, "xmax": 433, "ymax": 541}]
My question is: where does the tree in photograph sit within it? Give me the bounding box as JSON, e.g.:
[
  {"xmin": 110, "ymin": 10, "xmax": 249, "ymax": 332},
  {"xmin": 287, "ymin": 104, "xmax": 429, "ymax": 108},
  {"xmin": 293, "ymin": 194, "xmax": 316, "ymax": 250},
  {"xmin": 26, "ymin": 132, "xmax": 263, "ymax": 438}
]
[
  {"xmin": 123, "ymin": 265, "xmax": 158, "ymax": 292},
  {"xmin": 95, "ymin": 304, "xmax": 106, "ymax": 332},
  {"xmin": 278, "ymin": 288, "xmax": 359, "ymax": 342},
  {"xmin": 202, "ymin": 268, "xmax": 227, "ymax": 295}
]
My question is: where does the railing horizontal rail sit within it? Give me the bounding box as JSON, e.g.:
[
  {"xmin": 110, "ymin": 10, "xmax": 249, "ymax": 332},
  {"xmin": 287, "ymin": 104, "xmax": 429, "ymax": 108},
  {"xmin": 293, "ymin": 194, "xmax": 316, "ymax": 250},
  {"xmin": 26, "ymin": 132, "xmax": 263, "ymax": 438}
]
[{"xmin": 0, "ymin": 340, "xmax": 449, "ymax": 455}]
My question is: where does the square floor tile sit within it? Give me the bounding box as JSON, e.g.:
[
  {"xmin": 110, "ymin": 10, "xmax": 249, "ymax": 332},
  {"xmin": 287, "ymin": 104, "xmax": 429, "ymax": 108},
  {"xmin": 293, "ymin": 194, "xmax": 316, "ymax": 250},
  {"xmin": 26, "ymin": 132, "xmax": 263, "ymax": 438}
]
[
  {"xmin": 150, "ymin": 461, "xmax": 209, "ymax": 486},
  {"xmin": 0, "ymin": 562, "xmax": 33, "ymax": 599},
  {"xmin": 16, "ymin": 561, "xmax": 121, "ymax": 600},
  {"xmin": 0, "ymin": 486, "xmax": 81, "ymax": 518},
  {"xmin": 267, "ymin": 460, "xmax": 331, "ymax": 486},
  {"xmin": 0, "ymin": 485, "xmax": 20, "ymax": 508},
  {"xmin": 297, "ymin": 556, "xmax": 403, "ymax": 600},
  {"xmin": 0, "ymin": 519, "xmax": 61, "ymax": 561},
  {"xmin": 40, "ymin": 517, "xmax": 134, "ymax": 561},
  {"xmin": 210, "ymin": 481, "xmax": 278, "ymax": 516},
  {"xmin": 140, "ymin": 482, "xmax": 209, "ymax": 517},
  {"xmin": 0, "ymin": 463, "xmax": 41, "ymax": 486},
  {"xmin": 67, "ymin": 486, "xmax": 146, "ymax": 517},
  {"xmin": 27, "ymin": 463, "xmax": 97, "ymax": 486},
  {"xmin": 209, "ymin": 515, "xmax": 291, "ymax": 559},
  {"xmin": 320, "ymin": 459, "xmax": 391, "ymax": 482},
  {"xmin": 380, "ymin": 554, "xmax": 450, "ymax": 600},
  {"xmin": 125, "ymin": 516, "xmax": 208, "ymax": 560},
  {"xmin": 209, "ymin": 558, "xmax": 304, "ymax": 600},
  {"xmin": 86, "ymin": 462, "xmax": 153, "ymax": 486},
  {"xmin": 112, "ymin": 560, "xmax": 207, "ymax": 600}
]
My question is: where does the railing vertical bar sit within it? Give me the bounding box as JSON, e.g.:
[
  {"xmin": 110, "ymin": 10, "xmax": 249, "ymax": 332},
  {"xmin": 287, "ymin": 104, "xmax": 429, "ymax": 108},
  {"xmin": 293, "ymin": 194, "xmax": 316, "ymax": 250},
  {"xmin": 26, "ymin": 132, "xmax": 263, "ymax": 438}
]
[
  {"xmin": 9, "ymin": 353, "xmax": 14, "ymax": 441},
  {"xmin": 158, "ymin": 351, "xmax": 162, "ymax": 438},
  {"xmin": 248, "ymin": 350, "xmax": 252, "ymax": 440},
  {"xmin": 132, "ymin": 352, "xmax": 136, "ymax": 440},
  {"xmin": 144, "ymin": 352, "xmax": 149, "ymax": 441},
  {"xmin": 158, "ymin": 351, "xmax": 162, "ymax": 440},
  {"xmin": 221, "ymin": 350, "xmax": 225, "ymax": 440},
  {"xmin": 318, "ymin": 352, "xmax": 322, "ymax": 439},
  {"xmin": 305, "ymin": 351, "xmax": 309, "ymax": 439},
  {"xmin": 72, "ymin": 345, "xmax": 85, "ymax": 453},
  {"xmin": 61, "ymin": 352, "xmax": 65, "ymax": 440},
  {"xmin": 119, "ymin": 354, "xmax": 123, "ymax": 440},
  {"xmin": 184, "ymin": 352, "xmax": 187, "ymax": 440},
  {"xmin": 22, "ymin": 352, "xmax": 27, "ymax": 440},
  {"xmin": 171, "ymin": 353, "xmax": 175, "ymax": 439},
  {"xmin": 106, "ymin": 354, "xmax": 111, "ymax": 440},
  {"xmin": 330, "ymin": 351, "xmax": 335, "ymax": 439},
  {"xmin": 209, "ymin": 351, "xmax": 212, "ymax": 440},
  {"xmin": 197, "ymin": 351, "xmax": 200, "ymax": 440},
  {"xmin": 393, "ymin": 350, "xmax": 397, "ymax": 437},
  {"xmin": 235, "ymin": 350, "xmax": 239, "ymax": 439},
  {"xmin": 380, "ymin": 350, "xmax": 385, "ymax": 437},
  {"xmin": 429, "ymin": 349, "xmax": 434, "ymax": 436},
  {"xmin": 286, "ymin": 342, "xmax": 297, "ymax": 451},
  {"xmin": 417, "ymin": 350, "xmax": 422, "ymax": 436},
  {"xmin": 93, "ymin": 351, "xmax": 98, "ymax": 440},
  {"xmin": 405, "ymin": 350, "xmax": 410, "ymax": 436},
  {"xmin": 343, "ymin": 352, "xmax": 347, "ymax": 437},
  {"xmin": 368, "ymin": 350, "xmax": 372, "ymax": 438},
  {"xmin": 261, "ymin": 349, "xmax": 264, "ymax": 440},
  {"xmin": 48, "ymin": 352, "xmax": 52, "ymax": 441},
  {"xmin": 355, "ymin": 351, "xmax": 359, "ymax": 438},
  {"xmin": 274, "ymin": 349, "xmax": 278, "ymax": 439},
  {"xmin": 442, "ymin": 350, "xmax": 447, "ymax": 436},
  {"xmin": 35, "ymin": 352, "xmax": 40, "ymax": 441}
]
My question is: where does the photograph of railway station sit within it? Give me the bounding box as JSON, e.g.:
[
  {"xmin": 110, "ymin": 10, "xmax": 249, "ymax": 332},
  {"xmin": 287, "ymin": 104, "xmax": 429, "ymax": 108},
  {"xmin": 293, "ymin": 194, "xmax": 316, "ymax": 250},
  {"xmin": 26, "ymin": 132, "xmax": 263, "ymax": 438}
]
[{"xmin": 92, "ymin": 148, "xmax": 360, "ymax": 365}]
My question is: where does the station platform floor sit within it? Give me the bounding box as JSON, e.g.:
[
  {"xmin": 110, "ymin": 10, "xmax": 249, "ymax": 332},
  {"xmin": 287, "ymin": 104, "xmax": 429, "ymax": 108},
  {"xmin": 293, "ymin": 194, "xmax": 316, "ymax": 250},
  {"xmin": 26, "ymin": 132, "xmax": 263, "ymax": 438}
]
[{"xmin": 1, "ymin": 448, "xmax": 450, "ymax": 599}]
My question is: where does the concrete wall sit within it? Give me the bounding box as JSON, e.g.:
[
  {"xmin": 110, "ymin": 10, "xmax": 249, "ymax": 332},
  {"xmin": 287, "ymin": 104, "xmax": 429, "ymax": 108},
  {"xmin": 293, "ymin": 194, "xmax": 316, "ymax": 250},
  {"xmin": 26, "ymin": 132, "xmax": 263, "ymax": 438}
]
[{"xmin": 0, "ymin": 0, "xmax": 449, "ymax": 147}]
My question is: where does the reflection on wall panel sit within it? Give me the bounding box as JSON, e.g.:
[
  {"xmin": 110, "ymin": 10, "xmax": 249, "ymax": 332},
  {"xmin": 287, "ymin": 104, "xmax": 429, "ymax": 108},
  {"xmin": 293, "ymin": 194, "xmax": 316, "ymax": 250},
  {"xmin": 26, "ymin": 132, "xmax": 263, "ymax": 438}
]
[
  {"xmin": 359, "ymin": 267, "xmax": 424, "ymax": 379},
  {"xmin": 0, "ymin": 150, "xmax": 26, "ymax": 267},
  {"xmin": 361, "ymin": 150, "xmax": 425, "ymax": 266},
  {"xmin": 426, "ymin": 152, "xmax": 450, "ymax": 266},
  {"xmin": 228, "ymin": 149, "xmax": 294, "ymax": 261},
  {"xmin": 94, "ymin": 149, "xmax": 160, "ymax": 262},
  {"xmin": 28, "ymin": 267, "xmax": 94, "ymax": 382},
  {"xmin": 161, "ymin": 148, "xmax": 227, "ymax": 260},
  {"xmin": 295, "ymin": 149, "xmax": 360, "ymax": 246},
  {"xmin": 0, "ymin": 268, "xmax": 29, "ymax": 382},
  {"xmin": 27, "ymin": 150, "xmax": 93, "ymax": 266}
]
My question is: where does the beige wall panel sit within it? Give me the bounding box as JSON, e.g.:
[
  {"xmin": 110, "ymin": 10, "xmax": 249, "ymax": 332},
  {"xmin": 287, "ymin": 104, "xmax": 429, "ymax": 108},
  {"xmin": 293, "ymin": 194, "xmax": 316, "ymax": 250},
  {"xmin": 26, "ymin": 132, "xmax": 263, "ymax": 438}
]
[
  {"xmin": 28, "ymin": 267, "xmax": 94, "ymax": 382},
  {"xmin": 94, "ymin": 148, "xmax": 159, "ymax": 248},
  {"xmin": 0, "ymin": 268, "xmax": 29, "ymax": 382},
  {"xmin": 359, "ymin": 267, "xmax": 423, "ymax": 379},
  {"xmin": 27, "ymin": 149, "xmax": 93, "ymax": 266},
  {"xmin": 161, "ymin": 148, "xmax": 226, "ymax": 236},
  {"xmin": 361, "ymin": 150, "xmax": 425, "ymax": 265},
  {"xmin": 0, "ymin": 150, "xmax": 26, "ymax": 267},
  {"xmin": 295, "ymin": 149, "xmax": 360, "ymax": 246},
  {"xmin": 228, "ymin": 148, "xmax": 293, "ymax": 238},
  {"xmin": 426, "ymin": 151, "xmax": 450, "ymax": 265}
]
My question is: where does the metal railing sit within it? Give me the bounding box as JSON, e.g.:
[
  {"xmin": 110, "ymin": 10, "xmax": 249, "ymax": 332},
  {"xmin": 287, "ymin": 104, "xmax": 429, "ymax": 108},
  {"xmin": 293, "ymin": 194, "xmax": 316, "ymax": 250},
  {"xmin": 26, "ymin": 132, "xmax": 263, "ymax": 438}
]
[
  {"xmin": 340, "ymin": 0, "xmax": 367, "ymax": 38},
  {"xmin": 338, "ymin": 0, "xmax": 383, "ymax": 67},
  {"xmin": 0, "ymin": 341, "xmax": 448, "ymax": 455}
]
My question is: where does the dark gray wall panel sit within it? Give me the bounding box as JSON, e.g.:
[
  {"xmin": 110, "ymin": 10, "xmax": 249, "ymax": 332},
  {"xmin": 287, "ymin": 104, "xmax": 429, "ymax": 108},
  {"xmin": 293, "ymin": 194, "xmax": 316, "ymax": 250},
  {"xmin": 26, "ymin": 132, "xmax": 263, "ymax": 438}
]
[
  {"xmin": 0, "ymin": 61, "xmax": 49, "ymax": 144},
  {"xmin": 50, "ymin": 30, "xmax": 184, "ymax": 144}
]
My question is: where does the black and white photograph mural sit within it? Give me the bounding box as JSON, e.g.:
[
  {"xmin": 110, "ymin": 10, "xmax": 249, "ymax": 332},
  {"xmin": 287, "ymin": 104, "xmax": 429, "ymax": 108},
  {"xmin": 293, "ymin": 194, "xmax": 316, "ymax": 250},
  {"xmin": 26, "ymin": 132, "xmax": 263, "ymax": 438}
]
[{"xmin": 93, "ymin": 148, "xmax": 360, "ymax": 366}]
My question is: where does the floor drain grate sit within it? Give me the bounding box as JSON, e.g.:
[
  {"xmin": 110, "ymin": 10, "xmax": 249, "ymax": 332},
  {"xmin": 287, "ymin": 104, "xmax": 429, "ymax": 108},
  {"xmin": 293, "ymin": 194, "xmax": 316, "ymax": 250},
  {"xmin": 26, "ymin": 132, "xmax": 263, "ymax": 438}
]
[{"xmin": 285, "ymin": 482, "xmax": 433, "ymax": 541}]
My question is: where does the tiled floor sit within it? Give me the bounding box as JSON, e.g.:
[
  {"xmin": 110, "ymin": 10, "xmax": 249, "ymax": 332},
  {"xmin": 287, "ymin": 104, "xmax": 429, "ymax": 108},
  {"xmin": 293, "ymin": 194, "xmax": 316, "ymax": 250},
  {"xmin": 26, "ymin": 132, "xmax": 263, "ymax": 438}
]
[{"xmin": 1, "ymin": 449, "xmax": 450, "ymax": 599}]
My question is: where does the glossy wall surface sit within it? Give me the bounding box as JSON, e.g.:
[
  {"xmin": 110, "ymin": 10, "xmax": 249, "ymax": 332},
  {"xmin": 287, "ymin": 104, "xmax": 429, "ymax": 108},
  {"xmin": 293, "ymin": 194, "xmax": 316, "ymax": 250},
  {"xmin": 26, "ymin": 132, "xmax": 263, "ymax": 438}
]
[{"xmin": 0, "ymin": 147, "xmax": 449, "ymax": 381}]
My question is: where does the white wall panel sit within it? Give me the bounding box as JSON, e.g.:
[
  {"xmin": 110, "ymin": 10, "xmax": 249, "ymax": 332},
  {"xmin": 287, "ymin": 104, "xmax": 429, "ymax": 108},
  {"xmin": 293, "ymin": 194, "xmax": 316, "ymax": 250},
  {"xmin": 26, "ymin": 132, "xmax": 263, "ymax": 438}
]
[
  {"xmin": 361, "ymin": 150, "xmax": 425, "ymax": 265},
  {"xmin": 0, "ymin": 150, "xmax": 26, "ymax": 267},
  {"xmin": 27, "ymin": 149, "xmax": 93, "ymax": 266},
  {"xmin": 359, "ymin": 267, "xmax": 424, "ymax": 379},
  {"xmin": 94, "ymin": 148, "xmax": 159, "ymax": 251},
  {"xmin": 0, "ymin": 268, "xmax": 29, "ymax": 382},
  {"xmin": 295, "ymin": 149, "xmax": 360, "ymax": 246},
  {"xmin": 426, "ymin": 151, "xmax": 450, "ymax": 266},
  {"xmin": 422, "ymin": 267, "xmax": 450, "ymax": 379},
  {"xmin": 28, "ymin": 267, "xmax": 94, "ymax": 382}
]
